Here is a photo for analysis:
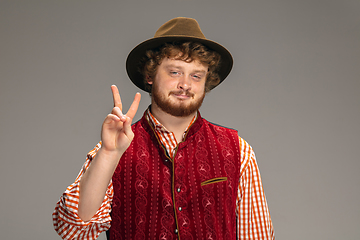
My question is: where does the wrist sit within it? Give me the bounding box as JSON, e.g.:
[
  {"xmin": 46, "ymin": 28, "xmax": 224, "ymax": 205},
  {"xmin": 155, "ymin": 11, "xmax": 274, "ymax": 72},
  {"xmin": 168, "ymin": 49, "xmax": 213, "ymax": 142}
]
[{"xmin": 95, "ymin": 147, "xmax": 124, "ymax": 166}]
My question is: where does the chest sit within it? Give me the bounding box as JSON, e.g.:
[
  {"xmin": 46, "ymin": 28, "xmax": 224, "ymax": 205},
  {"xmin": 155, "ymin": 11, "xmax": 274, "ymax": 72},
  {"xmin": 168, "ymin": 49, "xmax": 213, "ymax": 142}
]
[{"xmin": 109, "ymin": 121, "xmax": 241, "ymax": 239}]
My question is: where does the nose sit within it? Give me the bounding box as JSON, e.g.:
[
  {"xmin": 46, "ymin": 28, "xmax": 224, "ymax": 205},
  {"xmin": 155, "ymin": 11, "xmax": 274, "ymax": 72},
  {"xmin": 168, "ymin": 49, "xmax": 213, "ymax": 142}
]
[{"xmin": 177, "ymin": 75, "xmax": 191, "ymax": 91}]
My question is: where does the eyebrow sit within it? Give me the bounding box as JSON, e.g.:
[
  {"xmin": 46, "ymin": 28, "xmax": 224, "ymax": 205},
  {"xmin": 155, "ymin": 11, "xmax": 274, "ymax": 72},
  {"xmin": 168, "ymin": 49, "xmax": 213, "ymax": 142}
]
[
  {"xmin": 165, "ymin": 64, "xmax": 182, "ymax": 70},
  {"xmin": 165, "ymin": 64, "xmax": 207, "ymax": 73}
]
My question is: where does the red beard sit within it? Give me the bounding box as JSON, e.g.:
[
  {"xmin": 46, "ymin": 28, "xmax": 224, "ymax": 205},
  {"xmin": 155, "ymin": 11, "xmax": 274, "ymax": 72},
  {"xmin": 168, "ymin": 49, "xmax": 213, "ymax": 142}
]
[{"xmin": 152, "ymin": 84, "xmax": 205, "ymax": 117}]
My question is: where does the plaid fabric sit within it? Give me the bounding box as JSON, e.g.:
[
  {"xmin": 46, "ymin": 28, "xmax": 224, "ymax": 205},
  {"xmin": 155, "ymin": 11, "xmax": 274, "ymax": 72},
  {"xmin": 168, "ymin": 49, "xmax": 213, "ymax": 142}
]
[
  {"xmin": 145, "ymin": 109, "xmax": 197, "ymax": 159},
  {"xmin": 53, "ymin": 112, "xmax": 274, "ymax": 240}
]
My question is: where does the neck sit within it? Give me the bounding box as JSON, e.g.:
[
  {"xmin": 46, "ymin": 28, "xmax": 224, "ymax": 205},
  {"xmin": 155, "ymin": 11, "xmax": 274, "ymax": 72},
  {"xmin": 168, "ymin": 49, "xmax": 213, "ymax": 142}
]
[{"xmin": 150, "ymin": 102, "xmax": 196, "ymax": 143}]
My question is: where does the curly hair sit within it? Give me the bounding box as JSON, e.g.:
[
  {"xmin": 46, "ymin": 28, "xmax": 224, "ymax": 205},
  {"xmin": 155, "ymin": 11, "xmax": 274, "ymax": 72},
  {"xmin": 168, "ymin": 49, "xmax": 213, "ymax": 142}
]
[{"xmin": 139, "ymin": 42, "xmax": 221, "ymax": 93}]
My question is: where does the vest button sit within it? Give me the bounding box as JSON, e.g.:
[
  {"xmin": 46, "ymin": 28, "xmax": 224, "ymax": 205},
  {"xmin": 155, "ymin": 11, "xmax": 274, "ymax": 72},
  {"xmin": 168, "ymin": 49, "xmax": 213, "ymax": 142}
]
[
  {"xmin": 178, "ymin": 207, "xmax": 182, "ymax": 211},
  {"xmin": 177, "ymin": 188, "xmax": 181, "ymax": 192},
  {"xmin": 175, "ymin": 229, "xmax": 178, "ymax": 234}
]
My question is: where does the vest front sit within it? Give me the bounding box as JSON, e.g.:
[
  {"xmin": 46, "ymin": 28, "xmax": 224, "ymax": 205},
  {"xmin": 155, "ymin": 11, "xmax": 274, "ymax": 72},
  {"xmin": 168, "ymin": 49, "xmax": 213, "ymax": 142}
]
[{"xmin": 108, "ymin": 112, "xmax": 241, "ymax": 240}]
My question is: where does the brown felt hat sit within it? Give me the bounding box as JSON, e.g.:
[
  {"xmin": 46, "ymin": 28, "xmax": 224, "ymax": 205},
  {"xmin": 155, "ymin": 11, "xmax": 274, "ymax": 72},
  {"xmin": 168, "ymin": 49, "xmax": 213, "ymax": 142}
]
[{"xmin": 126, "ymin": 17, "xmax": 233, "ymax": 92}]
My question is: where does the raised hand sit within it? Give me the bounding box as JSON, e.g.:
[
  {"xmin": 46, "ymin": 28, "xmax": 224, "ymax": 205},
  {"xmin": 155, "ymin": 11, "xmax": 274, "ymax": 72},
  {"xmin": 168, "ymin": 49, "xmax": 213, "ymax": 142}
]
[
  {"xmin": 78, "ymin": 85, "xmax": 141, "ymax": 222},
  {"xmin": 101, "ymin": 85, "xmax": 141, "ymax": 154}
]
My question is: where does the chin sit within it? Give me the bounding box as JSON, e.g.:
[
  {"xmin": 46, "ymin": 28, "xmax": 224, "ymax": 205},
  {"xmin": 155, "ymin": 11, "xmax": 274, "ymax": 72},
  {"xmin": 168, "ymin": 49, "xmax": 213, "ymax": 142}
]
[{"xmin": 156, "ymin": 98, "xmax": 203, "ymax": 117}]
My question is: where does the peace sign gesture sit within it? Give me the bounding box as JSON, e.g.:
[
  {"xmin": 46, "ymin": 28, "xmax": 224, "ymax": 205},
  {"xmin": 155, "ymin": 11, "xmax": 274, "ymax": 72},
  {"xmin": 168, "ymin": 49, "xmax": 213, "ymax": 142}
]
[{"xmin": 101, "ymin": 85, "xmax": 141, "ymax": 154}]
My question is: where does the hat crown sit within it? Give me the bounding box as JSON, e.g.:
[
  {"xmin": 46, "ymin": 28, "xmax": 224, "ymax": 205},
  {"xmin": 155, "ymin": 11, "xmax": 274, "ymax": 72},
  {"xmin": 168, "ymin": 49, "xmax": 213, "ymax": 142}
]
[{"xmin": 154, "ymin": 17, "xmax": 206, "ymax": 39}]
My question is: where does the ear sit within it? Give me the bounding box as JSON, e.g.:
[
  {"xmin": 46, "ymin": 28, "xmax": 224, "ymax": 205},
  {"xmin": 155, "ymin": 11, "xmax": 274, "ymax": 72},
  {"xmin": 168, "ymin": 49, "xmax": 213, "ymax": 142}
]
[{"xmin": 146, "ymin": 75, "xmax": 153, "ymax": 85}]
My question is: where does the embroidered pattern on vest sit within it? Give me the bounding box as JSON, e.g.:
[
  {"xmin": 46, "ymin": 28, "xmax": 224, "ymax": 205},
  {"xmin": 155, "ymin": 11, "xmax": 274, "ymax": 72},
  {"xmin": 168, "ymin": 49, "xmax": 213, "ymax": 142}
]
[
  {"xmin": 217, "ymin": 125, "xmax": 238, "ymax": 239},
  {"xmin": 109, "ymin": 113, "xmax": 240, "ymax": 240},
  {"xmin": 196, "ymin": 131, "xmax": 218, "ymax": 239},
  {"xmin": 160, "ymin": 164, "xmax": 175, "ymax": 239},
  {"xmin": 173, "ymin": 149, "xmax": 193, "ymax": 239},
  {"xmin": 111, "ymin": 154, "xmax": 122, "ymax": 240},
  {"xmin": 134, "ymin": 129, "xmax": 150, "ymax": 239}
]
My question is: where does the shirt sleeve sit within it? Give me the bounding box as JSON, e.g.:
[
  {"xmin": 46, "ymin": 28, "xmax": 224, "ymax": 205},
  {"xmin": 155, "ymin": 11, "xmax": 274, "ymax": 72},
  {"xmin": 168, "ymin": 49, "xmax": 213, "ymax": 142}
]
[
  {"xmin": 52, "ymin": 142, "xmax": 114, "ymax": 240},
  {"xmin": 236, "ymin": 137, "xmax": 275, "ymax": 239}
]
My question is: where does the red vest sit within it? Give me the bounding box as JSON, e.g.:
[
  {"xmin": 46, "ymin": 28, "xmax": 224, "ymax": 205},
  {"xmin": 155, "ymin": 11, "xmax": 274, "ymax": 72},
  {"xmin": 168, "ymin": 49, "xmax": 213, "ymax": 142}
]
[{"xmin": 109, "ymin": 112, "xmax": 240, "ymax": 240}]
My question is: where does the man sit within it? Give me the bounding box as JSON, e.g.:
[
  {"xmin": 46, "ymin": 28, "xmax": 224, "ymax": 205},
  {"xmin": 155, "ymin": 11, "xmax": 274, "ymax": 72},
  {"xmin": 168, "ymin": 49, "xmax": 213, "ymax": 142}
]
[{"xmin": 53, "ymin": 17, "xmax": 274, "ymax": 239}]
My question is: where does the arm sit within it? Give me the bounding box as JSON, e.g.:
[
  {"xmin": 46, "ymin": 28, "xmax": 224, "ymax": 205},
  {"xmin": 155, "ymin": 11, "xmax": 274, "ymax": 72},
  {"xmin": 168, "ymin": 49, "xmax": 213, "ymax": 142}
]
[
  {"xmin": 236, "ymin": 137, "xmax": 275, "ymax": 239},
  {"xmin": 78, "ymin": 85, "xmax": 141, "ymax": 221},
  {"xmin": 52, "ymin": 143, "xmax": 114, "ymax": 240},
  {"xmin": 53, "ymin": 85, "xmax": 141, "ymax": 239}
]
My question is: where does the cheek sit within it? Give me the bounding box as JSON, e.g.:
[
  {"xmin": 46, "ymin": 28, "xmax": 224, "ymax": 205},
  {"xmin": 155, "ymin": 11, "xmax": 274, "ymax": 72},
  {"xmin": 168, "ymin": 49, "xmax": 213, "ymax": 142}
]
[
  {"xmin": 194, "ymin": 81, "xmax": 206, "ymax": 93},
  {"xmin": 164, "ymin": 78, "xmax": 179, "ymax": 89},
  {"xmin": 154, "ymin": 78, "xmax": 176, "ymax": 92}
]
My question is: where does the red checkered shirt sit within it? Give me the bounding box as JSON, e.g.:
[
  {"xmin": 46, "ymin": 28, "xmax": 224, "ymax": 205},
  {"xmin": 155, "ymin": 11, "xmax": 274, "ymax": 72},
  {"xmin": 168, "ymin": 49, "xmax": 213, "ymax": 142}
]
[{"xmin": 53, "ymin": 109, "xmax": 274, "ymax": 239}]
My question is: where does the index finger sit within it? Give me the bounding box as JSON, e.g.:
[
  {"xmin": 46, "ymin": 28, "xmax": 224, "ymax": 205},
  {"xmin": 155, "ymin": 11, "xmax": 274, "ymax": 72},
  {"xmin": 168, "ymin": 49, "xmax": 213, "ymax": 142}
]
[{"xmin": 111, "ymin": 85, "xmax": 122, "ymax": 111}]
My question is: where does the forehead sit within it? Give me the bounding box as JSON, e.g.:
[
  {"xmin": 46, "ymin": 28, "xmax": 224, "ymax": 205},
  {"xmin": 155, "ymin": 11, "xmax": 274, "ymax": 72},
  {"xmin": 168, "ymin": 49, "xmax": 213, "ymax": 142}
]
[{"xmin": 160, "ymin": 57, "xmax": 208, "ymax": 72}]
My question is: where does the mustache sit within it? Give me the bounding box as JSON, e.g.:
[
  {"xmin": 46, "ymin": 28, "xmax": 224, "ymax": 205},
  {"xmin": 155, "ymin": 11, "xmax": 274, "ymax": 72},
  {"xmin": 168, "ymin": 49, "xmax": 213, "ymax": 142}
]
[{"xmin": 169, "ymin": 90, "xmax": 195, "ymax": 98}]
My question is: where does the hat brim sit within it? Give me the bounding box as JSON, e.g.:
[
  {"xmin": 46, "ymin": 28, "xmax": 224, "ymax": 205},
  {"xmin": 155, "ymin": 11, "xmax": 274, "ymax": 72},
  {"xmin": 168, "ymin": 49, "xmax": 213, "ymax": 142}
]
[{"xmin": 126, "ymin": 36, "xmax": 233, "ymax": 92}]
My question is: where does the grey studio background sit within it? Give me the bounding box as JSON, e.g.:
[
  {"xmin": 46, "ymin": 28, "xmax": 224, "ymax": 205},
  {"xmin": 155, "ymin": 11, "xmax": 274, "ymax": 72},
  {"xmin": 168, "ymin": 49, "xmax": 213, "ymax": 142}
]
[{"xmin": 1, "ymin": 0, "xmax": 359, "ymax": 239}]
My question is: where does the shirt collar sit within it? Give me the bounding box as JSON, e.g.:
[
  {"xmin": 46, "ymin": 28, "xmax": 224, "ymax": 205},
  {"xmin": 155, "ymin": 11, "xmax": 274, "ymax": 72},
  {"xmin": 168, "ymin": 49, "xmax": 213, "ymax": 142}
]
[{"xmin": 145, "ymin": 107, "xmax": 197, "ymax": 139}]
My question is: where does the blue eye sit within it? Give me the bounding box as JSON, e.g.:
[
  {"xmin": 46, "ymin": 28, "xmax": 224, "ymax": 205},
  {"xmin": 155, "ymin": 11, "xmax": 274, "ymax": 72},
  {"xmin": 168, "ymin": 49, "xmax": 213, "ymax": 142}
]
[{"xmin": 192, "ymin": 74, "xmax": 202, "ymax": 80}]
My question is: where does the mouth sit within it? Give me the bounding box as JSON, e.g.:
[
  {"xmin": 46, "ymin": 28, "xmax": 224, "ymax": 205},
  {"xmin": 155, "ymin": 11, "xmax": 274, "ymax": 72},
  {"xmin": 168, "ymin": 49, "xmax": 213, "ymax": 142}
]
[
  {"xmin": 173, "ymin": 94, "xmax": 190, "ymax": 100},
  {"xmin": 169, "ymin": 91, "xmax": 194, "ymax": 99}
]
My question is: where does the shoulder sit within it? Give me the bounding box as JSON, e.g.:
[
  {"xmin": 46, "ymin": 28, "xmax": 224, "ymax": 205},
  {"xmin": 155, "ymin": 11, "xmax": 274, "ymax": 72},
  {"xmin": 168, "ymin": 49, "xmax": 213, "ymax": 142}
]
[
  {"xmin": 200, "ymin": 118, "xmax": 254, "ymax": 155},
  {"xmin": 131, "ymin": 115, "xmax": 147, "ymax": 131},
  {"xmin": 200, "ymin": 118, "xmax": 240, "ymax": 148},
  {"xmin": 238, "ymin": 136, "xmax": 255, "ymax": 157},
  {"xmin": 202, "ymin": 118, "xmax": 238, "ymax": 134},
  {"xmin": 237, "ymin": 135, "xmax": 258, "ymax": 174}
]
